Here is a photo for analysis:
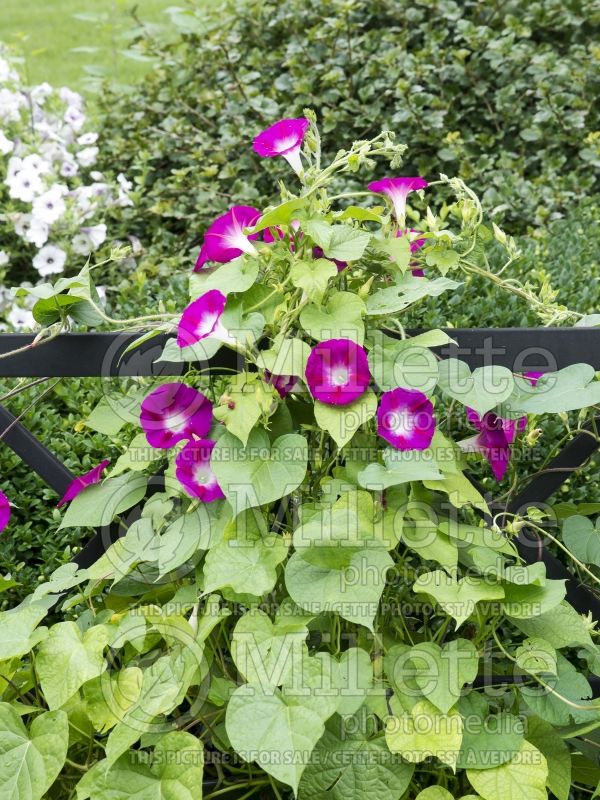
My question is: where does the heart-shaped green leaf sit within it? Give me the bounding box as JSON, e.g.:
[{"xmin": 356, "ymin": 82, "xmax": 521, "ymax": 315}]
[
  {"xmin": 467, "ymin": 741, "xmax": 547, "ymax": 800},
  {"xmin": 366, "ymin": 276, "xmax": 460, "ymax": 316},
  {"xmin": 385, "ymin": 700, "xmax": 463, "ymax": 771},
  {"xmin": 211, "ymin": 429, "xmax": 308, "ymax": 513},
  {"xmin": 506, "ymin": 364, "xmax": 600, "ymax": 414},
  {"xmin": 203, "ymin": 509, "xmax": 288, "ymax": 597},
  {"xmin": 314, "ymin": 389, "xmax": 377, "ymax": 448},
  {"xmin": 300, "ymin": 292, "xmax": 366, "ymax": 343},
  {"xmin": 298, "ymin": 709, "xmax": 414, "ymax": 800},
  {"xmin": 0, "ymin": 704, "xmax": 68, "ymax": 800},
  {"xmin": 413, "ymin": 570, "xmax": 505, "ymax": 628},
  {"xmin": 231, "ymin": 608, "xmax": 309, "ymax": 688},
  {"xmin": 437, "ymin": 360, "xmax": 515, "ymax": 415},
  {"xmin": 562, "ymin": 515, "xmax": 600, "ymax": 566},
  {"xmin": 226, "ymin": 652, "xmax": 340, "ymax": 793},
  {"xmin": 290, "ymin": 258, "xmax": 338, "ymax": 303},
  {"xmin": 189, "ymin": 254, "xmax": 259, "ymax": 297}
]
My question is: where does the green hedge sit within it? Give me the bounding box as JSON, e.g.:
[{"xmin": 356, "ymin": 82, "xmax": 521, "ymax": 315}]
[
  {"xmin": 410, "ymin": 197, "xmax": 600, "ymax": 329},
  {"xmin": 97, "ymin": 0, "xmax": 599, "ymax": 277},
  {"xmin": 0, "ymin": 380, "xmax": 116, "ymax": 604}
]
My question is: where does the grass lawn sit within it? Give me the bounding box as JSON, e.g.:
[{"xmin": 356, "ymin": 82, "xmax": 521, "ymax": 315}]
[{"xmin": 0, "ymin": 0, "xmax": 174, "ymax": 92}]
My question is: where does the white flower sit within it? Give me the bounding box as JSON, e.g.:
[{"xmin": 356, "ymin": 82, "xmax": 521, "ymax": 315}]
[
  {"xmin": 117, "ymin": 173, "xmax": 133, "ymax": 192},
  {"xmin": 117, "ymin": 173, "xmax": 134, "ymax": 207},
  {"xmin": 6, "ymin": 156, "xmax": 22, "ymax": 180},
  {"xmin": 90, "ymin": 170, "xmax": 104, "ymax": 181},
  {"xmin": 77, "ymin": 132, "xmax": 98, "ymax": 146},
  {"xmin": 72, "ymin": 223, "xmax": 107, "ymax": 254},
  {"xmin": 22, "ymin": 154, "xmax": 52, "ymax": 175},
  {"xmin": 33, "ymin": 118, "xmax": 54, "ymax": 138},
  {"xmin": 0, "ymin": 58, "xmax": 17, "ymax": 84},
  {"xmin": 84, "ymin": 222, "xmax": 107, "ymax": 249},
  {"xmin": 71, "ymin": 233, "xmax": 91, "ymax": 255},
  {"xmin": 33, "ymin": 245, "xmax": 67, "ymax": 276},
  {"xmin": 32, "ymin": 185, "xmax": 68, "ymax": 224},
  {"xmin": 26, "ymin": 218, "xmax": 50, "ymax": 248},
  {"xmin": 59, "ymin": 87, "xmax": 83, "ymax": 108},
  {"xmin": 12, "ymin": 214, "xmax": 50, "ymax": 248},
  {"xmin": 0, "ymin": 130, "xmax": 13, "ymax": 155},
  {"xmin": 64, "ymin": 105, "xmax": 85, "ymax": 131},
  {"xmin": 77, "ymin": 146, "xmax": 98, "ymax": 167},
  {"xmin": 60, "ymin": 158, "xmax": 79, "ymax": 178},
  {"xmin": 0, "ymin": 88, "xmax": 25, "ymax": 122},
  {"xmin": 6, "ymin": 168, "xmax": 44, "ymax": 202},
  {"xmin": 30, "ymin": 82, "xmax": 53, "ymax": 104},
  {"xmin": 0, "ymin": 250, "xmax": 9, "ymax": 267},
  {"xmin": 7, "ymin": 306, "xmax": 36, "ymax": 330}
]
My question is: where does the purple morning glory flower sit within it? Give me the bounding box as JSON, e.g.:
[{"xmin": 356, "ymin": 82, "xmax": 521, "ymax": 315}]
[
  {"xmin": 140, "ymin": 383, "xmax": 213, "ymax": 449},
  {"xmin": 253, "ymin": 117, "xmax": 309, "ymax": 175},
  {"xmin": 305, "ymin": 338, "xmax": 371, "ymax": 406},
  {"xmin": 367, "ymin": 177, "xmax": 428, "ymax": 223},
  {"xmin": 264, "ymin": 371, "xmax": 298, "ymax": 398},
  {"xmin": 462, "ymin": 409, "xmax": 527, "ymax": 481},
  {"xmin": 0, "ymin": 491, "xmax": 10, "ymax": 532},
  {"xmin": 397, "ymin": 228, "xmax": 426, "ymax": 276},
  {"xmin": 177, "ymin": 290, "xmax": 229, "ymax": 348},
  {"xmin": 175, "ymin": 439, "xmax": 225, "ymax": 502},
  {"xmin": 376, "ymin": 387, "xmax": 436, "ymax": 450},
  {"xmin": 195, "ymin": 205, "xmax": 261, "ymax": 271},
  {"xmin": 57, "ymin": 459, "xmax": 111, "ymax": 508}
]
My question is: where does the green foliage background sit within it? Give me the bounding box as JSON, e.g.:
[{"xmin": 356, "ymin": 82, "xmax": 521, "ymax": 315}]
[{"xmin": 98, "ymin": 0, "xmax": 599, "ymax": 252}]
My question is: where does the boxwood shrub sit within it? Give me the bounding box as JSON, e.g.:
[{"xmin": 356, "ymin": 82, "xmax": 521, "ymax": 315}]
[{"xmin": 97, "ymin": 0, "xmax": 599, "ymax": 276}]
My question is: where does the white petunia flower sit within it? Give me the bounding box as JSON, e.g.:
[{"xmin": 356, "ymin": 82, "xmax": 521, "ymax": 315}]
[
  {"xmin": 84, "ymin": 222, "xmax": 108, "ymax": 249},
  {"xmin": 117, "ymin": 172, "xmax": 134, "ymax": 207},
  {"xmin": 77, "ymin": 132, "xmax": 98, "ymax": 146},
  {"xmin": 60, "ymin": 158, "xmax": 79, "ymax": 178},
  {"xmin": 25, "ymin": 218, "xmax": 50, "ymax": 248},
  {"xmin": 64, "ymin": 105, "xmax": 85, "ymax": 131},
  {"xmin": 0, "ymin": 88, "xmax": 25, "ymax": 122},
  {"xmin": 6, "ymin": 156, "xmax": 22, "ymax": 180},
  {"xmin": 32, "ymin": 185, "xmax": 68, "ymax": 224},
  {"xmin": 0, "ymin": 58, "xmax": 17, "ymax": 84},
  {"xmin": 59, "ymin": 87, "xmax": 83, "ymax": 108},
  {"xmin": 90, "ymin": 170, "xmax": 104, "ymax": 181},
  {"xmin": 0, "ymin": 250, "xmax": 9, "ymax": 267},
  {"xmin": 12, "ymin": 214, "xmax": 50, "ymax": 248},
  {"xmin": 22, "ymin": 153, "xmax": 52, "ymax": 175},
  {"xmin": 72, "ymin": 223, "xmax": 107, "ymax": 254},
  {"xmin": 33, "ymin": 244, "xmax": 67, "ymax": 276},
  {"xmin": 30, "ymin": 82, "xmax": 53, "ymax": 104},
  {"xmin": 71, "ymin": 233, "xmax": 91, "ymax": 255},
  {"xmin": 6, "ymin": 168, "xmax": 44, "ymax": 202},
  {"xmin": 7, "ymin": 306, "xmax": 36, "ymax": 330},
  {"xmin": 117, "ymin": 173, "xmax": 133, "ymax": 192},
  {"xmin": 0, "ymin": 130, "xmax": 13, "ymax": 155},
  {"xmin": 77, "ymin": 146, "xmax": 98, "ymax": 167}
]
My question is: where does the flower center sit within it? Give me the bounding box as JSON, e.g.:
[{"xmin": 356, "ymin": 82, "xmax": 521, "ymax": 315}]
[
  {"xmin": 331, "ymin": 367, "xmax": 349, "ymax": 386},
  {"xmin": 194, "ymin": 466, "xmax": 212, "ymax": 485},
  {"xmin": 195, "ymin": 310, "xmax": 219, "ymax": 338},
  {"xmin": 389, "ymin": 411, "xmax": 414, "ymax": 437},
  {"xmin": 276, "ymin": 135, "xmax": 299, "ymax": 154},
  {"xmin": 165, "ymin": 412, "xmax": 188, "ymax": 433}
]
